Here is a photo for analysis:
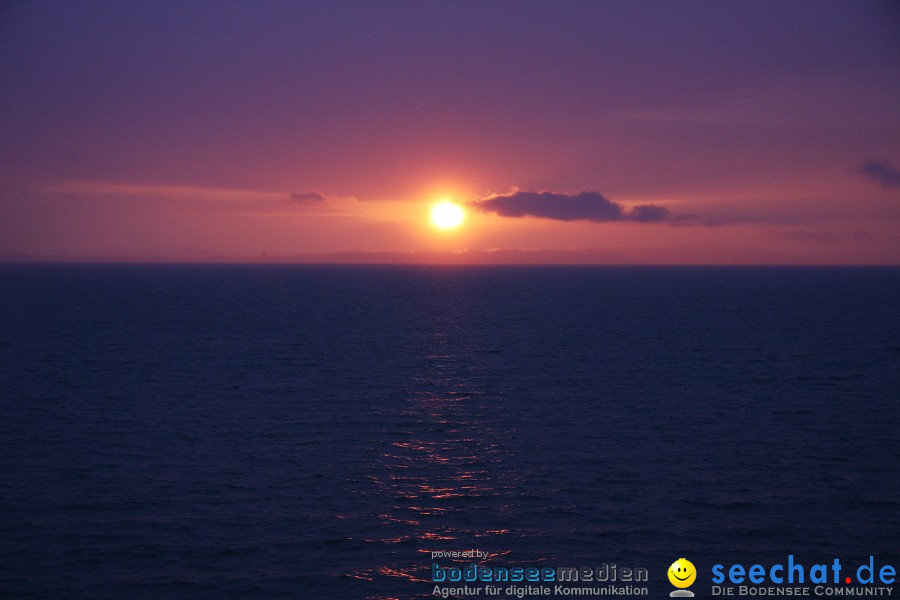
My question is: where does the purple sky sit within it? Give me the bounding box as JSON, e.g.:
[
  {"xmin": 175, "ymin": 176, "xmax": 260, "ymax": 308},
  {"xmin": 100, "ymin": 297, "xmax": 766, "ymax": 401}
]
[{"xmin": 1, "ymin": 0, "xmax": 898, "ymax": 263}]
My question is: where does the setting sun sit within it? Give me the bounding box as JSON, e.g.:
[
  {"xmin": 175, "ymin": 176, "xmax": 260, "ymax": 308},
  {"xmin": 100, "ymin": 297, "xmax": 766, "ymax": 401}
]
[{"xmin": 430, "ymin": 201, "xmax": 465, "ymax": 230}]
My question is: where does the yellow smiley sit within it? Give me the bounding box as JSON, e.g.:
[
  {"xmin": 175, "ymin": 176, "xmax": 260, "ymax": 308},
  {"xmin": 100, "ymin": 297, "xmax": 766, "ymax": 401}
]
[{"xmin": 668, "ymin": 558, "xmax": 696, "ymax": 588}]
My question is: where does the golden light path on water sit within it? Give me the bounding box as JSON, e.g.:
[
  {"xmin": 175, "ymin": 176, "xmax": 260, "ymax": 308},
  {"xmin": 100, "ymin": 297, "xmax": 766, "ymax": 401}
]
[{"xmin": 342, "ymin": 277, "xmax": 520, "ymax": 597}]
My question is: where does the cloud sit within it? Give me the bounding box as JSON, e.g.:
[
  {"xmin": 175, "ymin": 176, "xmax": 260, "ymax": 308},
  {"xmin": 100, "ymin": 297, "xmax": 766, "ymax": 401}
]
[
  {"xmin": 288, "ymin": 190, "xmax": 329, "ymax": 205},
  {"xmin": 628, "ymin": 204, "xmax": 670, "ymax": 222},
  {"xmin": 469, "ymin": 190, "xmax": 670, "ymax": 223},
  {"xmin": 856, "ymin": 160, "xmax": 900, "ymax": 188}
]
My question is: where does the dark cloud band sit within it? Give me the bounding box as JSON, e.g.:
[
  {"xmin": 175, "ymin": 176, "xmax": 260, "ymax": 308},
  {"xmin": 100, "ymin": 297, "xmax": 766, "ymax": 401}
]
[
  {"xmin": 857, "ymin": 160, "xmax": 900, "ymax": 188},
  {"xmin": 469, "ymin": 190, "xmax": 670, "ymax": 223}
]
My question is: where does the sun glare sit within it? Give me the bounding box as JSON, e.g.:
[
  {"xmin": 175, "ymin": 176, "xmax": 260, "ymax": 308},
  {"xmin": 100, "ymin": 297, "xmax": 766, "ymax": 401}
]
[{"xmin": 430, "ymin": 201, "xmax": 465, "ymax": 230}]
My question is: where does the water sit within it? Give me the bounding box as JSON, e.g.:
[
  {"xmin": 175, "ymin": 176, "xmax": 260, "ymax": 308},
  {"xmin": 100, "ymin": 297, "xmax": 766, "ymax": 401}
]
[{"xmin": 1, "ymin": 265, "xmax": 898, "ymax": 598}]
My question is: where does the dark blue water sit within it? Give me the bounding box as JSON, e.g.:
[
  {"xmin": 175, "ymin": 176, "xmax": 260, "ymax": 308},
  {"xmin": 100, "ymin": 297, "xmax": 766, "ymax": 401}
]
[{"xmin": 1, "ymin": 265, "xmax": 898, "ymax": 599}]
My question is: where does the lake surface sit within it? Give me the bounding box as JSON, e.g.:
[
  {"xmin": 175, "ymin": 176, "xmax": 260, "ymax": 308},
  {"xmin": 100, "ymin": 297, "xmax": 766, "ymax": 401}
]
[{"xmin": 1, "ymin": 265, "xmax": 898, "ymax": 598}]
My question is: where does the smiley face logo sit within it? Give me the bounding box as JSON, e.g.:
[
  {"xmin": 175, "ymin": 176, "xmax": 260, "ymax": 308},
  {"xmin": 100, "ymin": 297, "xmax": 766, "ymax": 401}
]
[{"xmin": 668, "ymin": 558, "xmax": 696, "ymax": 588}]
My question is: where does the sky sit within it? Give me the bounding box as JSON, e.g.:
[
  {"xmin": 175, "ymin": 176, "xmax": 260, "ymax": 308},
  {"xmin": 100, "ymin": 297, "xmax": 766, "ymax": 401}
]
[{"xmin": 1, "ymin": 0, "xmax": 898, "ymax": 264}]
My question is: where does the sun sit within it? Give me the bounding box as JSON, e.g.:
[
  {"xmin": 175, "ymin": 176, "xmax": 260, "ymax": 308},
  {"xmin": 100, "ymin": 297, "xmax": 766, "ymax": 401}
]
[{"xmin": 430, "ymin": 200, "xmax": 465, "ymax": 230}]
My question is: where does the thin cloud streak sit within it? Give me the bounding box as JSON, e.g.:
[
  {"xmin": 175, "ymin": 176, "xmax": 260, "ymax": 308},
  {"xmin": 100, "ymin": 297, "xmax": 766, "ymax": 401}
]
[
  {"xmin": 776, "ymin": 229, "xmax": 871, "ymax": 244},
  {"xmin": 40, "ymin": 181, "xmax": 357, "ymax": 209},
  {"xmin": 44, "ymin": 181, "xmax": 288, "ymax": 202}
]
